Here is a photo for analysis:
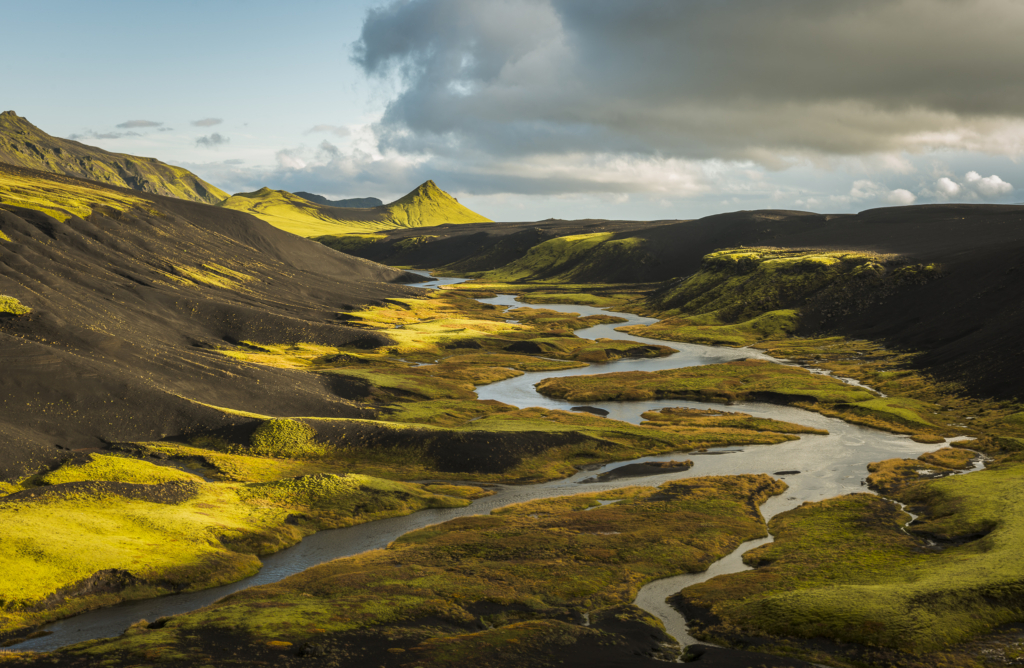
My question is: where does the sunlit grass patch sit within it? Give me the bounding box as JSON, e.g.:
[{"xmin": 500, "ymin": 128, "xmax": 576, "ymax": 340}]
[
  {"xmin": 0, "ymin": 295, "xmax": 31, "ymax": 316},
  {"xmin": 680, "ymin": 461, "xmax": 1024, "ymax": 654}
]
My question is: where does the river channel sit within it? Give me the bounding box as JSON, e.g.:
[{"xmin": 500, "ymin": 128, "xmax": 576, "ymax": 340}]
[{"xmin": 13, "ymin": 273, "xmax": 967, "ymax": 654}]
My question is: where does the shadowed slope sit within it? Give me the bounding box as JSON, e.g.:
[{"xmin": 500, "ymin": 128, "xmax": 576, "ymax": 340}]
[
  {"xmin": 0, "ymin": 111, "xmax": 228, "ymax": 205},
  {"xmin": 221, "ymin": 180, "xmax": 492, "ymax": 237},
  {"xmin": 0, "ymin": 163, "xmax": 420, "ymax": 479}
]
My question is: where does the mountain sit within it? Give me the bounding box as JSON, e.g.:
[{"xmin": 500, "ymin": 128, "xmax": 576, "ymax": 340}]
[
  {"xmin": 218, "ymin": 180, "xmax": 492, "ymax": 237},
  {"xmin": 0, "ymin": 161, "xmax": 420, "ymax": 480},
  {"xmin": 0, "ymin": 111, "xmax": 228, "ymax": 205},
  {"xmin": 294, "ymin": 191, "xmax": 383, "ymax": 208}
]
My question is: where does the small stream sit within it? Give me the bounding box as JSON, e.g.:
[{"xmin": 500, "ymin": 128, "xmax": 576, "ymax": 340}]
[{"xmin": 12, "ymin": 273, "xmax": 977, "ymax": 654}]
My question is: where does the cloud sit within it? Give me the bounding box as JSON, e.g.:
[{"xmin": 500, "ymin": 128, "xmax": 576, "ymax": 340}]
[
  {"xmin": 191, "ymin": 118, "xmax": 223, "ymax": 127},
  {"xmin": 68, "ymin": 130, "xmax": 141, "ymax": 140},
  {"xmin": 846, "ymin": 180, "xmax": 916, "ymax": 206},
  {"xmin": 353, "ymin": 0, "xmax": 1024, "ymax": 177},
  {"xmin": 965, "ymin": 170, "xmax": 1013, "ymax": 196},
  {"xmin": 116, "ymin": 120, "xmax": 162, "ymax": 129},
  {"xmin": 887, "ymin": 188, "xmax": 917, "ymax": 206},
  {"xmin": 937, "ymin": 177, "xmax": 962, "ymax": 197},
  {"xmin": 195, "ymin": 133, "xmax": 230, "ymax": 148},
  {"xmin": 306, "ymin": 124, "xmax": 352, "ymax": 137}
]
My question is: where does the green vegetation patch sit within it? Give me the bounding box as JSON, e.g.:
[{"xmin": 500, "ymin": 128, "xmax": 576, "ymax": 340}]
[
  {"xmin": 680, "ymin": 461, "xmax": 1024, "ymax": 655},
  {"xmin": 239, "ymin": 473, "xmax": 471, "ymax": 521},
  {"xmin": 476, "ymin": 233, "xmax": 648, "ymax": 283},
  {"xmin": 56, "ymin": 475, "xmax": 785, "ymax": 666},
  {"xmin": 0, "ymin": 167, "xmax": 155, "ymax": 222},
  {"xmin": 249, "ymin": 419, "xmax": 327, "ymax": 459},
  {"xmin": 641, "ymin": 407, "xmax": 827, "ymax": 436},
  {"xmin": 0, "ymin": 295, "xmax": 31, "ymax": 316},
  {"xmin": 36, "ymin": 453, "xmax": 197, "ymax": 486},
  {"xmin": 621, "ymin": 309, "xmax": 799, "ymax": 347},
  {"xmin": 627, "ymin": 247, "xmax": 938, "ymax": 347},
  {"xmin": 537, "ymin": 358, "xmax": 874, "ymax": 405}
]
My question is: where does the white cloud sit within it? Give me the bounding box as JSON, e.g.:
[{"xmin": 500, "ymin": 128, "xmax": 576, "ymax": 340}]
[
  {"xmin": 116, "ymin": 119, "xmax": 162, "ymax": 129},
  {"xmin": 937, "ymin": 176, "xmax": 961, "ymax": 197},
  {"xmin": 887, "ymin": 188, "xmax": 917, "ymax": 206},
  {"xmin": 191, "ymin": 118, "xmax": 223, "ymax": 127},
  {"xmin": 306, "ymin": 124, "xmax": 352, "ymax": 138},
  {"xmin": 965, "ymin": 170, "xmax": 1013, "ymax": 196},
  {"xmin": 848, "ymin": 180, "xmax": 916, "ymax": 206}
]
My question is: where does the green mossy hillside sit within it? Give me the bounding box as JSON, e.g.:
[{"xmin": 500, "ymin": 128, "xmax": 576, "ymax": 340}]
[
  {"xmin": 624, "ymin": 247, "xmax": 939, "ymax": 346},
  {"xmin": 473, "ymin": 232, "xmax": 649, "ymax": 283},
  {"xmin": 0, "ymin": 111, "xmax": 227, "ymax": 204},
  {"xmin": 221, "ymin": 180, "xmax": 491, "ymax": 238},
  {"xmin": 679, "ymin": 460, "xmax": 1024, "ymax": 660},
  {"xmin": 0, "ymin": 163, "xmax": 154, "ymax": 223},
  {"xmin": 43, "ymin": 475, "xmax": 784, "ymax": 668}
]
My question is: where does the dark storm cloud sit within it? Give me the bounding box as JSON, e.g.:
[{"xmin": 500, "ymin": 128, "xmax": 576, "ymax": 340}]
[
  {"xmin": 196, "ymin": 133, "xmax": 229, "ymax": 148},
  {"xmin": 115, "ymin": 119, "xmax": 163, "ymax": 129},
  {"xmin": 353, "ymin": 0, "xmax": 1024, "ymax": 164},
  {"xmin": 191, "ymin": 118, "xmax": 223, "ymax": 127}
]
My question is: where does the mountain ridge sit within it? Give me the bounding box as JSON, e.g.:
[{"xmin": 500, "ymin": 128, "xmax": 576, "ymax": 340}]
[
  {"xmin": 0, "ymin": 111, "xmax": 228, "ymax": 205},
  {"xmin": 219, "ymin": 179, "xmax": 492, "ymax": 237},
  {"xmin": 294, "ymin": 191, "xmax": 382, "ymax": 208}
]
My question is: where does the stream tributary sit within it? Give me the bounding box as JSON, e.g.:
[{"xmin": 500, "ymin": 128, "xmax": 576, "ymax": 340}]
[{"xmin": 13, "ymin": 274, "xmax": 972, "ymax": 654}]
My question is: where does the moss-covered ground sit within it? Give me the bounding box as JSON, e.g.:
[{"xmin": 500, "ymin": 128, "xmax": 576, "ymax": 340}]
[
  {"xmin": 0, "ymin": 453, "xmax": 481, "ymax": 640},
  {"xmin": 15, "ymin": 475, "xmax": 784, "ymax": 667},
  {"xmin": 677, "ymin": 457, "xmax": 1024, "ymax": 666}
]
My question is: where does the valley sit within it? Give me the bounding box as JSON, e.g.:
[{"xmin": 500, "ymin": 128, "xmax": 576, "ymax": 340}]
[{"xmin": 2, "ymin": 116, "xmax": 1024, "ymax": 667}]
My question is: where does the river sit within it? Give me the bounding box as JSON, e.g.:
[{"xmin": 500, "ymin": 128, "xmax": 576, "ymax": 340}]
[{"xmin": 12, "ymin": 273, "xmax": 969, "ymax": 654}]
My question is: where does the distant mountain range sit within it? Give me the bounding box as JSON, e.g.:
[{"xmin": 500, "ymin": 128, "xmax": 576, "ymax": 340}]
[
  {"xmin": 219, "ymin": 180, "xmax": 492, "ymax": 237},
  {"xmin": 0, "ymin": 111, "xmax": 227, "ymax": 205},
  {"xmin": 294, "ymin": 192, "xmax": 383, "ymax": 208},
  {"xmin": 0, "ymin": 111, "xmax": 492, "ymax": 237}
]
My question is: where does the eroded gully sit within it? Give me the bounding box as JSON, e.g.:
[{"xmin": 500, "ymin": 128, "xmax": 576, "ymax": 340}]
[{"xmin": 13, "ymin": 274, "xmax": 977, "ymax": 654}]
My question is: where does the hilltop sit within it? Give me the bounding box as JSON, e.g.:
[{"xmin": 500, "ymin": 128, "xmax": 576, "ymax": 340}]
[
  {"xmin": 219, "ymin": 179, "xmax": 492, "ymax": 237},
  {"xmin": 0, "ymin": 111, "xmax": 228, "ymax": 204},
  {"xmin": 0, "ymin": 162, "xmax": 419, "ymax": 479}
]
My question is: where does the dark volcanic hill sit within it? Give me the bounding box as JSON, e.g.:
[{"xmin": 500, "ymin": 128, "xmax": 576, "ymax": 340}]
[
  {"xmin": 0, "ymin": 111, "xmax": 228, "ymax": 204},
  {"xmin": 340, "ymin": 206, "xmax": 1024, "ymax": 399},
  {"xmin": 0, "ymin": 162, "xmax": 421, "ymax": 479},
  {"xmin": 294, "ymin": 191, "xmax": 383, "ymax": 208}
]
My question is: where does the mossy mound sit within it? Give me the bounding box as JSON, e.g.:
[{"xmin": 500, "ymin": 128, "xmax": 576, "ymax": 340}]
[
  {"xmin": 37, "ymin": 453, "xmax": 198, "ymax": 486},
  {"xmin": 0, "ymin": 294, "xmax": 30, "ymax": 315},
  {"xmin": 248, "ymin": 419, "xmax": 326, "ymax": 459}
]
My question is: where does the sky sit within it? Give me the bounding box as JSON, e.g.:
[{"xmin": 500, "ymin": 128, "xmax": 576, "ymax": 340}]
[{"xmin": 5, "ymin": 0, "xmax": 1024, "ymax": 221}]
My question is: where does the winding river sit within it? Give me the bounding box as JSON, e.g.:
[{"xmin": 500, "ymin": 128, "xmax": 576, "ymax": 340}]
[{"xmin": 12, "ymin": 274, "xmax": 971, "ymax": 654}]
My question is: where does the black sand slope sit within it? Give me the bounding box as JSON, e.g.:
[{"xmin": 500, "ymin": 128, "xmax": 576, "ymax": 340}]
[
  {"xmin": 0, "ymin": 163, "xmax": 422, "ymax": 479},
  {"xmin": 344, "ymin": 206, "xmax": 1024, "ymax": 398}
]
